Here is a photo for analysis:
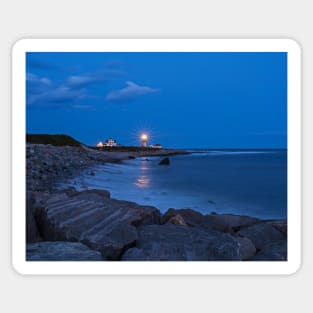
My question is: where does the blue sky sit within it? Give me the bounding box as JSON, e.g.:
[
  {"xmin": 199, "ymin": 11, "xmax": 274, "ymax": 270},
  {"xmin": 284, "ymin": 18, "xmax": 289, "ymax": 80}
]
[{"xmin": 26, "ymin": 52, "xmax": 287, "ymax": 148}]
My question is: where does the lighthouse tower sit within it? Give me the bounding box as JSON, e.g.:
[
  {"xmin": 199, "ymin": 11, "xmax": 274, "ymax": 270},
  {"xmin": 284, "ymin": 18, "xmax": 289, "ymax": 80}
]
[{"xmin": 141, "ymin": 133, "xmax": 148, "ymax": 147}]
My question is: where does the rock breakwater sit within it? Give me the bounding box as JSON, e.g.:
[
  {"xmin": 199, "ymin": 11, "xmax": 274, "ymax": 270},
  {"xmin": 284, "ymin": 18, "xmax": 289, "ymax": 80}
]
[{"xmin": 27, "ymin": 188, "xmax": 287, "ymax": 261}]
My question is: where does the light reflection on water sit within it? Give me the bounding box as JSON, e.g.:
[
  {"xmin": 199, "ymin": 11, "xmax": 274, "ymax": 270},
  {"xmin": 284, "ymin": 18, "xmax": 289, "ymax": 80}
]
[
  {"xmin": 134, "ymin": 159, "xmax": 151, "ymax": 187},
  {"xmin": 135, "ymin": 175, "xmax": 150, "ymax": 188}
]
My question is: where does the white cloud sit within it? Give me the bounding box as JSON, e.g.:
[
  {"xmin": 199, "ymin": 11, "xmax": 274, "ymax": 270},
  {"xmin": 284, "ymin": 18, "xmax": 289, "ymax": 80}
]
[{"xmin": 106, "ymin": 81, "xmax": 159, "ymax": 102}]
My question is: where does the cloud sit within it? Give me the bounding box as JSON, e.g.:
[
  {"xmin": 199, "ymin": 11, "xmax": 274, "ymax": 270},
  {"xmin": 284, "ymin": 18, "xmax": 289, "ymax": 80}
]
[
  {"xmin": 26, "ymin": 73, "xmax": 52, "ymax": 94},
  {"xmin": 28, "ymin": 86, "xmax": 86, "ymax": 108},
  {"xmin": 64, "ymin": 68, "xmax": 124, "ymax": 89},
  {"xmin": 27, "ymin": 72, "xmax": 87, "ymax": 108},
  {"xmin": 106, "ymin": 81, "xmax": 159, "ymax": 102},
  {"xmin": 66, "ymin": 76, "xmax": 97, "ymax": 88},
  {"xmin": 27, "ymin": 69, "xmax": 118, "ymax": 108},
  {"xmin": 71, "ymin": 104, "xmax": 93, "ymax": 110}
]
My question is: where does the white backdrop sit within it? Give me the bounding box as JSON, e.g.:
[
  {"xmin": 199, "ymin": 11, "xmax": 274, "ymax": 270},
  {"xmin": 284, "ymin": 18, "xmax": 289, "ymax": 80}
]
[{"xmin": 0, "ymin": 1, "xmax": 311, "ymax": 312}]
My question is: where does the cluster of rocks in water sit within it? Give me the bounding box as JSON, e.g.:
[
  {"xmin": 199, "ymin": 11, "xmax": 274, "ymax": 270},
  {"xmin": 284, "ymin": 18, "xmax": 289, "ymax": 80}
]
[{"xmin": 26, "ymin": 143, "xmax": 287, "ymax": 261}]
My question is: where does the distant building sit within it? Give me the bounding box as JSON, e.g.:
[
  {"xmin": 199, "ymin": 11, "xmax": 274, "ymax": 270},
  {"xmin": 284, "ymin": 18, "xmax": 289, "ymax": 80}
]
[
  {"xmin": 104, "ymin": 138, "xmax": 117, "ymax": 147},
  {"xmin": 96, "ymin": 141, "xmax": 104, "ymax": 148},
  {"xmin": 96, "ymin": 138, "xmax": 118, "ymax": 147},
  {"xmin": 149, "ymin": 144, "xmax": 162, "ymax": 149}
]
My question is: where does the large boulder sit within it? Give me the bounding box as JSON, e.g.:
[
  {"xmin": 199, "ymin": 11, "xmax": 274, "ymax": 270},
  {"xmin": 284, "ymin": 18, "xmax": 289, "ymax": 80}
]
[
  {"xmin": 252, "ymin": 240, "xmax": 287, "ymax": 261},
  {"xmin": 269, "ymin": 220, "xmax": 288, "ymax": 236},
  {"xmin": 159, "ymin": 157, "xmax": 170, "ymax": 165},
  {"xmin": 234, "ymin": 236, "xmax": 256, "ymax": 260},
  {"xmin": 122, "ymin": 224, "xmax": 241, "ymax": 261},
  {"xmin": 205, "ymin": 214, "xmax": 260, "ymax": 233},
  {"xmin": 26, "ymin": 192, "xmax": 42, "ymax": 243},
  {"xmin": 26, "ymin": 241, "xmax": 103, "ymax": 261},
  {"xmin": 238, "ymin": 222, "xmax": 285, "ymax": 250},
  {"xmin": 166, "ymin": 214, "xmax": 187, "ymax": 226},
  {"xmin": 71, "ymin": 189, "xmax": 111, "ymax": 201},
  {"xmin": 35, "ymin": 191, "xmax": 161, "ymax": 260},
  {"xmin": 162, "ymin": 208, "xmax": 206, "ymax": 227}
]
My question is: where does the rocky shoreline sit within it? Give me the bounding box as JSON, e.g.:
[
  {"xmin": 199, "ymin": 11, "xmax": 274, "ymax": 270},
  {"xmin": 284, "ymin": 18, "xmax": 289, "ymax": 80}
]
[
  {"xmin": 26, "ymin": 144, "xmax": 287, "ymax": 261},
  {"xmin": 26, "ymin": 143, "xmax": 187, "ymax": 192}
]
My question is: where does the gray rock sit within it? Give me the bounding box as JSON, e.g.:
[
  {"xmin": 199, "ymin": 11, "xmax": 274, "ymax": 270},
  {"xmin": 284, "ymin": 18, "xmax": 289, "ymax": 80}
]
[
  {"xmin": 162, "ymin": 208, "xmax": 205, "ymax": 226},
  {"xmin": 122, "ymin": 224, "xmax": 241, "ymax": 261},
  {"xmin": 26, "ymin": 192, "xmax": 42, "ymax": 243},
  {"xmin": 35, "ymin": 191, "xmax": 161, "ymax": 260},
  {"xmin": 252, "ymin": 240, "xmax": 287, "ymax": 261},
  {"xmin": 238, "ymin": 222, "xmax": 285, "ymax": 250},
  {"xmin": 269, "ymin": 220, "xmax": 287, "ymax": 236},
  {"xmin": 205, "ymin": 214, "xmax": 260, "ymax": 233},
  {"xmin": 26, "ymin": 241, "xmax": 102, "ymax": 261},
  {"xmin": 235, "ymin": 236, "xmax": 256, "ymax": 260},
  {"xmin": 72, "ymin": 189, "xmax": 111, "ymax": 201},
  {"xmin": 166, "ymin": 214, "xmax": 187, "ymax": 226},
  {"xmin": 121, "ymin": 248, "xmax": 149, "ymax": 261}
]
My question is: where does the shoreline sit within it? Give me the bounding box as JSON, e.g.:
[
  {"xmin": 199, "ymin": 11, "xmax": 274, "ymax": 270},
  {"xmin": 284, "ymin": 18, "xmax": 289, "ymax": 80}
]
[
  {"xmin": 26, "ymin": 143, "xmax": 287, "ymax": 261},
  {"xmin": 27, "ymin": 143, "xmax": 189, "ymax": 192}
]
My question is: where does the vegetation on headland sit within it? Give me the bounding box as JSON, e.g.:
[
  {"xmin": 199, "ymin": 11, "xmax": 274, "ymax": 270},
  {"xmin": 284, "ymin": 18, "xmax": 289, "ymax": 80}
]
[{"xmin": 26, "ymin": 134, "xmax": 82, "ymax": 147}]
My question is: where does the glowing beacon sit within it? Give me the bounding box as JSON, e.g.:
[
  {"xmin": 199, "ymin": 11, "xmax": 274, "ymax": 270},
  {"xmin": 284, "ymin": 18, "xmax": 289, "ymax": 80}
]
[{"xmin": 141, "ymin": 133, "xmax": 148, "ymax": 147}]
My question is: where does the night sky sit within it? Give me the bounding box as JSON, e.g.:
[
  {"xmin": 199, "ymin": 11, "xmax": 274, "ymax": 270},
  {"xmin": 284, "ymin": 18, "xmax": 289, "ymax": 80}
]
[{"xmin": 26, "ymin": 52, "xmax": 287, "ymax": 148}]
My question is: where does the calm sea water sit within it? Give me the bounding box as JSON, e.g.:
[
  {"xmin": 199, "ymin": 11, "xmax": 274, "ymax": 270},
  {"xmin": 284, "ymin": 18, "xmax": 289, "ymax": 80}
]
[{"xmin": 65, "ymin": 149, "xmax": 287, "ymax": 219}]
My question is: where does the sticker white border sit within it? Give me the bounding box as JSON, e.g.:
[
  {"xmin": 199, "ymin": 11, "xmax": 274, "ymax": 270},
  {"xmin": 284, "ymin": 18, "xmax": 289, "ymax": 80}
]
[{"xmin": 12, "ymin": 39, "xmax": 301, "ymax": 275}]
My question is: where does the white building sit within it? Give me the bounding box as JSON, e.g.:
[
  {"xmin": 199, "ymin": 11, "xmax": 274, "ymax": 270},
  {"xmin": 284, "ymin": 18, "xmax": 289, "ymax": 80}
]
[
  {"xmin": 96, "ymin": 138, "xmax": 118, "ymax": 147},
  {"xmin": 149, "ymin": 144, "xmax": 162, "ymax": 149},
  {"xmin": 104, "ymin": 138, "xmax": 117, "ymax": 147}
]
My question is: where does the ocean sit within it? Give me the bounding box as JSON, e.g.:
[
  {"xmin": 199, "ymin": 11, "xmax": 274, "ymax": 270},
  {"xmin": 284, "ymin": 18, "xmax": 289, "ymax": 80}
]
[{"xmin": 65, "ymin": 149, "xmax": 287, "ymax": 219}]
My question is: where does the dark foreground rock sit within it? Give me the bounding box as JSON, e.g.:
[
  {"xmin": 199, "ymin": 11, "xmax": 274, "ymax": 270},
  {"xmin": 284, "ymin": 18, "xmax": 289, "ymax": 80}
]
[
  {"xmin": 252, "ymin": 240, "xmax": 287, "ymax": 261},
  {"xmin": 27, "ymin": 189, "xmax": 287, "ymax": 261},
  {"xmin": 26, "ymin": 142, "xmax": 287, "ymax": 262},
  {"xmin": 162, "ymin": 208, "xmax": 205, "ymax": 226},
  {"xmin": 205, "ymin": 214, "xmax": 261, "ymax": 233},
  {"xmin": 27, "ymin": 242, "xmax": 102, "ymax": 261},
  {"xmin": 26, "ymin": 192, "xmax": 42, "ymax": 243},
  {"xmin": 122, "ymin": 224, "xmax": 241, "ymax": 261},
  {"xmin": 32, "ymin": 189, "xmax": 161, "ymax": 260},
  {"xmin": 238, "ymin": 222, "xmax": 285, "ymax": 250},
  {"xmin": 159, "ymin": 157, "xmax": 170, "ymax": 165}
]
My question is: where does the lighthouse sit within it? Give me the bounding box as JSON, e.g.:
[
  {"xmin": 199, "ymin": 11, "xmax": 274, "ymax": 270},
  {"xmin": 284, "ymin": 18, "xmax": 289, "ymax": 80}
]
[{"xmin": 141, "ymin": 133, "xmax": 148, "ymax": 147}]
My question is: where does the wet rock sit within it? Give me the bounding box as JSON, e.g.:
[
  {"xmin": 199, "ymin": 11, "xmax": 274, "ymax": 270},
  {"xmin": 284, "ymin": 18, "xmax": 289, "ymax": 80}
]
[
  {"xmin": 26, "ymin": 241, "xmax": 103, "ymax": 261},
  {"xmin": 159, "ymin": 157, "xmax": 170, "ymax": 165}
]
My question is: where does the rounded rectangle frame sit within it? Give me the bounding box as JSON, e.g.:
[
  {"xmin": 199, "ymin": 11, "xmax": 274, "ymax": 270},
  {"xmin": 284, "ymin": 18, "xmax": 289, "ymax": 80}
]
[{"xmin": 12, "ymin": 38, "xmax": 301, "ymax": 275}]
